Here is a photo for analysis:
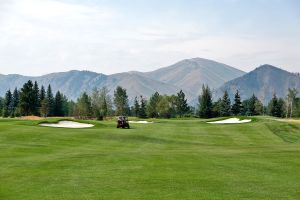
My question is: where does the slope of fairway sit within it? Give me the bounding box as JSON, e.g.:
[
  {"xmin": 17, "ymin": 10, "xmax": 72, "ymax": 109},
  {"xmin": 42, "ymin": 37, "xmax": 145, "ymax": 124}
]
[{"xmin": 0, "ymin": 117, "xmax": 300, "ymax": 200}]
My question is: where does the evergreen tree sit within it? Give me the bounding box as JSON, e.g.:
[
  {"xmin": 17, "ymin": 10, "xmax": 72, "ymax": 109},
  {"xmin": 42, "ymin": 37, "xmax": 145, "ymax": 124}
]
[
  {"xmin": 220, "ymin": 90, "xmax": 231, "ymax": 116},
  {"xmin": 3, "ymin": 90, "xmax": 13, "ymax": 117},
  {"xmin": 0, "ymin": 97, "xmax": 4, "ymax": 116},
  {"xmin": 20, "ymin": 80, "xmax": 35, "ymax": 115},
  {"xmin": 139, "ymin": 96, "xmax": 147, "ymax": 118},
  {"xmin": 12, "ymin": 88, "xmax": 20, "ymax": 117},
  {"xmin": 66, "ymin": 100, "xmax": 76, "ymax": 117},
  {"xmin": 33, "ymin": 81, "xmax": 40, "ymax": 115},
  {"xmin": 176, "ymin": 90, "xmax": 189, "ymax": 117},
  {"xmin": 46, "ymin": 85, "xmax": 55, "ymax": 116},
  {"xmin": 62, "ymin": 95, "xmax": 69, "ymax": 116},
  {"xmin": 147, "ymin": 92, "xmax": 160, "ymax": 118},
  {"xmin": 40, "ymin": 85, "xmax": 46, "ymax": 102},
  {"xmin": 268, "ymin": 94, "xmax": 282, "ymax": 117},
  {"xmin": 133, "ymin": 96, "xmax": 140, "ymax": 117},
  {"xmin": 248, "ymin": 94, "xmax": 257, "ymax": 116},
  {"xmin": 231, "ymin": 90, "xmax": 242, "ymax": 115},
  {"xmin": 113, "ymin": 86, "xmax": 129, "ymax": 115},
  {"xmin": 198, "ymin": 85, "xmax": 213, "ymax": 118},
  {"xmin": 241, "ymin": 99, "xmax": 250, "ymax": 116},
  {"xmin": 212, "ymin": 98, "xmax": 222, "ymax": 117},
  {"xmin": 54, "ymin": 91, "xmax": 63, "ymax": 116},
  {"xmin": 277, "ymin": 98, "xmax": 286, "ymax": 118}
]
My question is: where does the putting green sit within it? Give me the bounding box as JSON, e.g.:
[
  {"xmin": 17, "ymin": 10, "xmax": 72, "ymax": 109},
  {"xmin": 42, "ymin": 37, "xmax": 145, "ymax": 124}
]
[{"xmin": 0, "ymin": 117, "xmax": 300, "ymax": 200}]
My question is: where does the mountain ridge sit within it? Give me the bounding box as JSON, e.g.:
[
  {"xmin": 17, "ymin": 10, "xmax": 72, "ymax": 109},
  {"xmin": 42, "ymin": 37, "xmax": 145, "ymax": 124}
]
[
  {"xmin": 1, "ymin": 58, "xmax": 298, "ymax": 105},
  {"xmin": 215, "ymin": 64, "xmax": 300, "ymax": 104},
  {"xmin": 0, "ymin": 58, "xmax": 245, "ymax": 103}
]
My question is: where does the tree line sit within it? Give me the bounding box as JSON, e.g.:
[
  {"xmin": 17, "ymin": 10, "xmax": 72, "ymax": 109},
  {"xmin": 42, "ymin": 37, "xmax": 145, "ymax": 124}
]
[
  {"xmin": 0, "ymin": 80, "xmax": 71, "ymax": 117},
  {"xmin": 0, "ymin": 80, "xmax": 299, "ymax": 119},
  {"xmin": 198, "ymin": 85, "xmax": 300, "ymax": 118},
  {"xmin": 72, "ymin": 86, "xmax": 191, "ymax": 119}
]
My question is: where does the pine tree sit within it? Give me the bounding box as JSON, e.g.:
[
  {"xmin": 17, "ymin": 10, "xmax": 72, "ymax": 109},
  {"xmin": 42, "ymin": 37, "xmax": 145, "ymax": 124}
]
[
  {"xmin": 198, "ymin": 85, "xmax": 213, "ymax": 118},
  {"xmin": 33, "ymin": 81, "xmax": 40, "ymax": 115},
  {"xmin": 62, "ymin": 95, "xmax": 69, "ymax": 116},
  {"xmin": 241, "ymin": 99, "xmax": 250, "ymax": 116},
  {"xmin": 139, "ymin": 96, "xmax": 147, "ymax": 118},
  {"xmin": 133, "ymin": 96, "xmax": 140, "ymax": 117},
  {"xmin": 3, "ymin": 90, "xmax": 13, "ymax": 117},
  {"xmin": 113, "ymin": 86, "xmax": 129, "ymax": 116},
  {"xmin": 147, "ymin": 92, "xmax": 160, "ymax": 118},
  {"xmin": 220, "ymin": 90, "xmax": 231, "ymax": 116},
  {"xmin": 277, "ymin": 98, "xmax": 286, "ymax": 118},
  {"xmin": 20, "ymin": 80, "xmax": 35, "ymax": 116},
  {"xmin": 12, "ymin": 88, "xmax": 20, "ymax": 117},
  {"xmin": 67, "ymin": 100, "xmax": 76, "ymax": 116},
  {"xmin": 268, "ymin": 93, "xmax": 282, "ymax": 117},
  {"xmin": 0, "ymin": 97, "xmax": 4, "ymax": 116},
  {"xmin": 54, "ymin": 91, "xmax": 63, "ymax": 116},
  {"xmin": 248, "ymin": 94, "xmax": 257, "ymax": 116},
  {"xmin": 176, "ymin": 90, "xmax": 189, "ymax": 117},
  {"xmin": 212, "ymin": 98, "xmax": 222, "ymax": 117},
  {"xmin": 40, "ymin": 85, "xmax": 46, "ymax": 102},
  {"xmin": 231, "ymin": 90, "xmax": 242, "ymax": 115},
  {"xmin": 46, "ymin": 85, "xmax": 55, "ymax": 116}
]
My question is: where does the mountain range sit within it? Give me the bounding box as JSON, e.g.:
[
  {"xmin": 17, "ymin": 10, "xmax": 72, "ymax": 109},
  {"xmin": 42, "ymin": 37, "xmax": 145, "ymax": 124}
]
[
  {"xmin": 0, "ymin": 58, "xmax": 299, "ymax": 105},
  {"xmin": 215, "ymin": 64, "xmax": 300, "ymax": 104}
]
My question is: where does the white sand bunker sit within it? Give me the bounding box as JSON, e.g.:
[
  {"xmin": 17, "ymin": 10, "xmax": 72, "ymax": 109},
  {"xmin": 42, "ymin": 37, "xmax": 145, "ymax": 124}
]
[
  {"xmin": 208, "ymin": 118, "xmax": 251, "ymax": 124},
  {"xmin": 129, "ymin": 121, "xmax": 153, "ymax": 124},
  {"xmin": 40, "ymin": 121, "xmax": 94, "ymax": 128}
]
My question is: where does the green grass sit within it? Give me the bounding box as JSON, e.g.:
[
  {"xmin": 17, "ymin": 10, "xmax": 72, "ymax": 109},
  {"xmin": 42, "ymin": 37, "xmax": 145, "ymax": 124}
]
[{"xmin": 0, "ymin": 117, "xmax": 300, "ymax": 200}]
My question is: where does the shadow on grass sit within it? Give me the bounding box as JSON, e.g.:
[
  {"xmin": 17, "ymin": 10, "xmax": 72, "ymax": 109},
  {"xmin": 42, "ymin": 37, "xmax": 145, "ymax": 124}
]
[
  {"xmin": 266, "ymin": 123, "xmax": 300, "ymax": 143},
  {"xmin": 101, "ymin": 133, "xmax": 200, "ymax": 146}
]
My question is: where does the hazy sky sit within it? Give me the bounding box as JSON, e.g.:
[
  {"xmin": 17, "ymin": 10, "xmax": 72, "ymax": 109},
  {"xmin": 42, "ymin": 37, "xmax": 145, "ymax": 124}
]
[{"xmin": 0, "ymin": 0, "xmax": 299, "ymax": 76}]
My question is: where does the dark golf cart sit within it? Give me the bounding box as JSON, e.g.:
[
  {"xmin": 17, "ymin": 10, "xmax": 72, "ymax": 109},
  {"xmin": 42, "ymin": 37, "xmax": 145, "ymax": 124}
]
[{"xmin": 117, "ymin": 116, "xmax": 130, "ymax": 129}]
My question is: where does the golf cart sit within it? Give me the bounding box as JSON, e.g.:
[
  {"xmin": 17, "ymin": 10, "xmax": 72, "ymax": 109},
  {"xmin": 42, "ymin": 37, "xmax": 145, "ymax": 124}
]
[{"xmin": 117, "ymin": 116, "xmax": 130, "ymax": 129}]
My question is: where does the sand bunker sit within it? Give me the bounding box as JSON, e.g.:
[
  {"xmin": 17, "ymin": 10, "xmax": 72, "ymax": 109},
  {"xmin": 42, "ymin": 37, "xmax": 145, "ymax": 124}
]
[
  {"xmin": 19, "ymin": 116, "xmax": 45, "ymax": 120},
  {"xmin": 208, "ymin": 118, "xmax": 251, "ymax": 124},
  {"xmin": 40, "ymin": 121, "xmax": 94, "ymax": 128},
  {"xmin": 129, "ymin": 121, "xmax": 153, "ymax": 124}
]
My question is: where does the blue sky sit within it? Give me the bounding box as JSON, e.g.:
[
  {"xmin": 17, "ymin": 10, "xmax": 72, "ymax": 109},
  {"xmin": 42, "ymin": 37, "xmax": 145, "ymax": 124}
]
[{"xmin": 0, "ymin": 0, "xmax": 299, "ymax": 75}]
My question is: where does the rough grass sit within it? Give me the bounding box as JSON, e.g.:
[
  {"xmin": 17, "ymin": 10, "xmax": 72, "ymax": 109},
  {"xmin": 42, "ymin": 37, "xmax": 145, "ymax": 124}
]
[{"xmin": 0, "ymin": 117, "xmax": 300, "ymax": 200}]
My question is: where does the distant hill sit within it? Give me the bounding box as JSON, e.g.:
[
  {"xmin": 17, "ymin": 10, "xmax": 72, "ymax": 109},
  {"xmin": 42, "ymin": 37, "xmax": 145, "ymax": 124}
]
[
  {"xmin": 0, "ymin": 70, "xmax": 183, "ymax": 103},
  {"xmin": 215, "ymin": 64, "xmax": 300, "ymax": 104},
  {"xmin": 144, "ymin": 58, "xmax": 245, "ymax": 94},
  {"xmin": 0, "ymin": 58, "xmax": 244, "ymax": 104}
]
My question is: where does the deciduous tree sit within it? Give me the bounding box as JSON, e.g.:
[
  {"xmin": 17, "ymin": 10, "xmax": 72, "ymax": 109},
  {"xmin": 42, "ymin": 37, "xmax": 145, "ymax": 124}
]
[{"xmin": 113, "ymin": 86, "xmax": 129, "ymax": 116}]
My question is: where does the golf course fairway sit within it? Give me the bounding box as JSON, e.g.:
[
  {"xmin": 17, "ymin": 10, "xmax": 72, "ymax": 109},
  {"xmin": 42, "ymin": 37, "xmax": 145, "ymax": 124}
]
[{"xmin": 0, "ymin": 117, "xmax": 299, "ymax": 199}]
